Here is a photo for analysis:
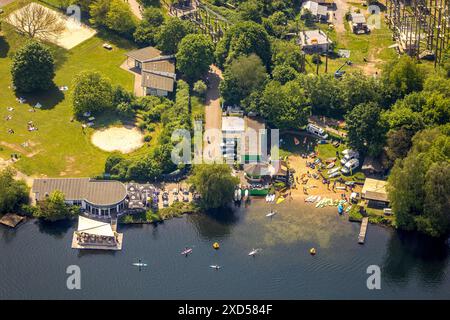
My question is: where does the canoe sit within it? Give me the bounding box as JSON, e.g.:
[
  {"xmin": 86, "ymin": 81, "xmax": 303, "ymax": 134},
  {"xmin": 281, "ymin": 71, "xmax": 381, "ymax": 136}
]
[{"xmin": 181, "ymin": 248, "xmax": 193, "ymax": 255}]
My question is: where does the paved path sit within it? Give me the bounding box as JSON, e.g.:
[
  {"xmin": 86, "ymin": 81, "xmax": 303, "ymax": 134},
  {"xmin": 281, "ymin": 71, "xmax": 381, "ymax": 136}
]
[{"xmin": 203, "ymin": 65, "xmax": 223, "ymax": 162}]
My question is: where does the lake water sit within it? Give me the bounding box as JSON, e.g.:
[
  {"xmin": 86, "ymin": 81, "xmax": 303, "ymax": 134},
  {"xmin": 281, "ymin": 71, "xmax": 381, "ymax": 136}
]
[{"xmin": 1, "ymin": 199, "xmax": 449, "ymax": 299}]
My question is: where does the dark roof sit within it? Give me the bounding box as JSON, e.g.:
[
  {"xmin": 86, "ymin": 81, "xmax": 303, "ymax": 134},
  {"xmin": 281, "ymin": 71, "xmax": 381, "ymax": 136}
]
[
  {"xmin": 32, "ymin": 178, "xmax": 127, "ymax": 206},
  {"xmin": 126, "ymin": 46, "xmax": 176, "ymax": 92},
  {"xmin": 125, "ymin": 46, "xmax": 163, "ymax": 62},
  {"xmin": 142, "ymin": 70, "xmax": 176, "ymax": 92}
]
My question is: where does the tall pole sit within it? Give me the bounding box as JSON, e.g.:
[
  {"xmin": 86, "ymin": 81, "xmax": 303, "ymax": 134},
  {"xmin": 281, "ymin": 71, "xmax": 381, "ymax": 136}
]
[{"xmin": 325, "ymin": 32, "xmax": 329, "ymax": 73}]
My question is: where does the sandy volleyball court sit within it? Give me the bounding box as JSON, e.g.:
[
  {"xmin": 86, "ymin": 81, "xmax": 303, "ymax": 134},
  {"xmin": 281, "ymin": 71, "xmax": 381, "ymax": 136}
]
[
  {"xmin": 7, "ymin": 3, "xmax": 96, "ymax": 49},
  {"xmin": 91, "ymin": 126, "xmax": 144, "ymax": 154}
]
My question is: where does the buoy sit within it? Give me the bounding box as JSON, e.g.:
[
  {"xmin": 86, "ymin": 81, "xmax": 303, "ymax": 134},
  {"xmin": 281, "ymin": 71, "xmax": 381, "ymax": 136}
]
[
  {"xmin": 213, "ymin": 242, "xmax": 220, "ymax": 249},
  {"xmin": 310, "ymin": 248, "xmax": 316, "ymax": 255}
]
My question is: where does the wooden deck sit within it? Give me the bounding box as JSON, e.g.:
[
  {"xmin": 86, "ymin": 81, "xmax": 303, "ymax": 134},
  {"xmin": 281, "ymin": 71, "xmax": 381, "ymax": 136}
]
[
  {"xmin": 358, "ymin": 217, "xmax": 369, "ymax": 244},
  {"xmin": 0, "ymin": 213, "xmax": 25, "ymax": 228}
]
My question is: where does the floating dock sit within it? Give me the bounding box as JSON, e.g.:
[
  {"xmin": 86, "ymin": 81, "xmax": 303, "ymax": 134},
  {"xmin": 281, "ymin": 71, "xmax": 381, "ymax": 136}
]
[
  {"xmin": 358, "ymin": 217, "xmax": 369, "ymax": 244},
  {"xmin": 0, "ymin": 213, "xmax": 25, "ymax": 228}
]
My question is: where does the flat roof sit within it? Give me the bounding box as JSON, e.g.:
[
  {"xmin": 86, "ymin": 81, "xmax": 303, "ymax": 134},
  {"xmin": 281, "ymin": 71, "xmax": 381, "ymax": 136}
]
[
  {"xmin": 222, "ymin": 116, "xmax": 245, "ymax": 132},
  {"xmin": 126, "ymin": 46, "xmax": 162, "ymax": 62},
  {"xmin": 361, "ymin": 178, "xmax": 389, "ymax": 202},
  {"xmin": 32, "ymin": 178, "xmax": 127, "ymax": 206},
  {"xmin": 300, "ymin": 30, "xmax": 333, "ymax": 46}
]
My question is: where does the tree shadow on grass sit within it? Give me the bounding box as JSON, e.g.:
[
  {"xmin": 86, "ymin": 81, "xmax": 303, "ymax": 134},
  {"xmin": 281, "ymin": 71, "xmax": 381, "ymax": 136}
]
[
  {"xmin": 0, "ymin": 36, "xmax": 10, "ymax": 58},
  {"xmin": 95, "ymin": 28, "xmax": 136, "ymax": 52},
  {"xmin": 15, "ymin": 84, "xmax": 65, "ymax": 110}
]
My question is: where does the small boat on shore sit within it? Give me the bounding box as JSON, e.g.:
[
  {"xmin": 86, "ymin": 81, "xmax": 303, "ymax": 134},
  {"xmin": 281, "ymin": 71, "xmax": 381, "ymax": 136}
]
[{"xmin": 266, "ymin": 210, "xmax": 277, "ymax": 218}]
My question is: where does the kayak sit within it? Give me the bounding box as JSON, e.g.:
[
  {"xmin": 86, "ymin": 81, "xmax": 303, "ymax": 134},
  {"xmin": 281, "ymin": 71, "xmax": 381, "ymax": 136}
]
[
  {"xmin": 248, "ymin": 248, "xmax": 262, "ymax": 256},
  {"xmin": 276, "ymin": 197, "xmax": 285, "ymax": 204},
  {"xmin": 210, "ymin": 265, "xmax": 221, "ymax": 269},
  {"xmin": 132, "ymin": 263, "xmax": 147, "ymax": 267},
  {"xmin": 181, "ymin": 248, "xmax": 193, "ymax": 255},
  {"xmin": 265, "ymin": 194, "xmax": 270, "ymax": 202}
]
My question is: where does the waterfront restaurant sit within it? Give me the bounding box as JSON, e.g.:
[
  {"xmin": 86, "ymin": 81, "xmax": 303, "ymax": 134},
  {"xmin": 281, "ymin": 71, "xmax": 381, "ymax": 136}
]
[{"xmin": 32, "ymin": 178, "xmax": 128, "ymax": 217}]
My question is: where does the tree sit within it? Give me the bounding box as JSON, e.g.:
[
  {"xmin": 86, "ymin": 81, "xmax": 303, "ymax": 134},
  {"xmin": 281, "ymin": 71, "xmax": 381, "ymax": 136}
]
[
  {"xmin": 239, "ymin": 0, "xmax": 262, "ymax": 23},
  {"xmin": 382, "ymin": 56, "xmax": 424, "ymax": 99},
  {"xmin": 89, "ymin": 0, "xmax": 110, "ymax": 27},
  {"xmin": 257, "ymin": 80, "xmax": 310, "ymax": 130},
  {"xmin": 157, "ymin": 17, "xmax": 193, "ymax": 54},
  {"xmin": 220, "ymin": 54, "xmax": 268, "ymax": 106},
  {"xmin": 215, "ymin": 21, "xmax": 271, "ymax": 69},
  {"xmin": 345, "ymin": 102, "xmax": 387, "ymax": 156},
  {"xmin": 193, "ymin": 80, "xmax": 207, "ymax": 98},
  {"xmin": 134, "ymin": 7, "xmax": 165, "ymax": 45},
  {"xmin": 11, "ymin": 41, "xmax": 55, "ymax": 93},
  {"xmin": 189, "ymin": 164, "xmax": 239, "ymax": 209},
  {"xmin": 339, "ymin": 71, "xmax": 381, "ymax": 112},
  {"xmin": 388, "ymin": 125, "xmax": 450, "ymax": 237},
  {"xmin": 106, "ymin": 0, "xmax": 137, "ymax": 35},
  {"xmin": 6, "ymin": 2, "xmax": 65, "ymax": 40},
  {"xmin": 0, "ymin": 168, "xmax": 29, "ymax": 215},
  {"xmin": 298, "ymin": 74, "xmax": 343, "ymax": 117},
  {"xmin": 272, "ymin": 64, "xmax": 298, "ymax": 84},
  {"xmin": 35, "ymin": 190, "xmax": 78, "ymax": 221},
  {"xmin": 176, "ymin": 34, "xmax": 214, "ymax": 83},
  {"xmin": 72, "ymin": 71, "xmax": 113, "ymax": 117},
  {"xmin": 271, "ymin": 39, "xmax": 305, "ymax": 72}
]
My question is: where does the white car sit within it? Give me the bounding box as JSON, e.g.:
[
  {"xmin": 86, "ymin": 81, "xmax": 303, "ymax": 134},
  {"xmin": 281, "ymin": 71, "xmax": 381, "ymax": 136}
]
[
  {"xmin": 306, "ymin": 123, "xmax": 328, "ymax": 139},
  {"xmin": 340, "ymin": 150, "xmax": 359, "ymax": 165},
  {"xmin": 341, "ymin": 159, "xmax": 360, "ymax": 174}
]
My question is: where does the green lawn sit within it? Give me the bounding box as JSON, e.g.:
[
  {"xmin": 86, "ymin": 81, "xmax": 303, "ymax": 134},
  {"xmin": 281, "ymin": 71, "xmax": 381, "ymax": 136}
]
[
  {"xmin": 305, "ymin": 13, "xmax": 398, "ymax": 75},
  {"xmin": 0, "ymin": 1, "xmax": 148, "ymax": 178}
]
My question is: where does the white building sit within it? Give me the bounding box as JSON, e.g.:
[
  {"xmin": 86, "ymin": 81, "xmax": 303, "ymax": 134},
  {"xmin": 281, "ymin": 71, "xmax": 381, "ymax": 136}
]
[
  {"xmin": 302, "ymin": 1, "xmax": 328, "ymax": 21},
  {"xmin": 299, "ymin": 29, "xmax": 333, "ymax": 53}
]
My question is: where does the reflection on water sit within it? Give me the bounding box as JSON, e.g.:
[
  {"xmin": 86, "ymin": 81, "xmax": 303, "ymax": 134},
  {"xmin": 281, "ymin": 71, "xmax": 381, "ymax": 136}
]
[
  {"xmin": 383, "ymin": 230, "xmax": 450, "ymax": 287},
  {"xmin": 37, "ymin": 219, "xmax": 75, "ymax": 239},
  {"xmin": 187, "ymin": 206, "xmax": 240, "ymax": 240}
]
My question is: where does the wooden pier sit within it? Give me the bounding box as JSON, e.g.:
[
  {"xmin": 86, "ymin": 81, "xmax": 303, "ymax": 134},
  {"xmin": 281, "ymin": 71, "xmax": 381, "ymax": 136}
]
[
  {"xmin": 0, "ymin": 213, "xmax": 25, "ymax": 228},
  {"xmin": 358, "ymin": 217, "xmax": 369, "ymax": 244}
]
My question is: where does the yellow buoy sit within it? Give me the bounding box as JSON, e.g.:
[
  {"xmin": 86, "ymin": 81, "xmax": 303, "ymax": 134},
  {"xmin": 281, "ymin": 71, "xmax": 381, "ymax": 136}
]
[
  {"xmin": 213, "ymin": 242, "xmax": 220, "ymax": 249},
  {"xmin": 310, "ymin": 248, "xmax": 316, "ymax": 255}
]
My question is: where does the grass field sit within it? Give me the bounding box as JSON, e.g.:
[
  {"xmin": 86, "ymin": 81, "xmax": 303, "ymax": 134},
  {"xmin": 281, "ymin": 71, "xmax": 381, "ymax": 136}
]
[{"xmin": 0, "ymin": 1, "xmax": 155, "ymax": 178}]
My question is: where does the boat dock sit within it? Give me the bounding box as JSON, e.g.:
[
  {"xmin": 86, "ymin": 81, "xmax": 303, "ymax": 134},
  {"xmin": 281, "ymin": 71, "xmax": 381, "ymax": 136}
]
[
  {"xmin": 358, "ymin": 217, "xmax": 369, "ymax": 244},
  {"xmin": 0, "ymin": 213, "xmax": 25, "ymax": 228}
]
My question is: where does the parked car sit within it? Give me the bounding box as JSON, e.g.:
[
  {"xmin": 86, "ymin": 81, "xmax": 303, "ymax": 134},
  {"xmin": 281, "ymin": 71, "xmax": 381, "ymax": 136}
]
[
  {"xmin": 340, "ymin": 150, "xmax": 359, "ymax": 165},
  {"xmin": 341, "ymin": 158, "xmax": 360, "ymax": 174},
  {"xmin": 306, "ymin": 123, "xmax": 328, "ymax": 139}
]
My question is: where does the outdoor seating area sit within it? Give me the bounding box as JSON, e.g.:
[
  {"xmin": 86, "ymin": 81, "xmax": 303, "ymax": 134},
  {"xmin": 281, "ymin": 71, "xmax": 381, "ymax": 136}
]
[{"xmin": 72, "ymin": 215, "xmax": 122, "ymax": 250}]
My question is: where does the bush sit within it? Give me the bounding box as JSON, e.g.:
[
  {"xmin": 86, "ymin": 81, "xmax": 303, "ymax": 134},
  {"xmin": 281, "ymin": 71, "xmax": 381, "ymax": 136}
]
[{"xmin": 193, "ymin": 80, "xmax": 207, "ymax": 97}]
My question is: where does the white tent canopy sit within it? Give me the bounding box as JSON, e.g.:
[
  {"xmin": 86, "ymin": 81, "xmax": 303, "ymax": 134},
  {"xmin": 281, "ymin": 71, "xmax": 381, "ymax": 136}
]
[{"xmin": 77, "ymin": 215, "xmax": 114, "ymax": 237}]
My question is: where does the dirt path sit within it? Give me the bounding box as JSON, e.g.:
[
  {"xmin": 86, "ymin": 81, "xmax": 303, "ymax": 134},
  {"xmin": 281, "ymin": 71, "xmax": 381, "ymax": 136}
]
[
  {"xmin": 332, "ymin": 0, "xmax": 349, "ymax": 34},
  {"xmin": 128, "ymin": 0, "xmax": 143, "ymax": 20},
  {"xmin": 203, "ymin": 65, "xmax": 223, "ymax": 162}
]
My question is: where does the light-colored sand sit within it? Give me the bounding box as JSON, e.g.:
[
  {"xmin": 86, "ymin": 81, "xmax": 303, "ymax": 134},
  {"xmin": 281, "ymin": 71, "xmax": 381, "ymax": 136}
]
[
  {"xmin": 7, "ymin": 3, "xmax": 96, "ymax": 50},
  {"xmin": 91, "ymin": 126, "xmax": 144, "ymax": 154}
]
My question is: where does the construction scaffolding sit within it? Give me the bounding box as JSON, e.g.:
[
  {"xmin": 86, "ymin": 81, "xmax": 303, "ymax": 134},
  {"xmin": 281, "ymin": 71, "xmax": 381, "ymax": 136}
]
[{"xmin": 386, "ymin": 0, "xmax": 450, "ymax": 65}]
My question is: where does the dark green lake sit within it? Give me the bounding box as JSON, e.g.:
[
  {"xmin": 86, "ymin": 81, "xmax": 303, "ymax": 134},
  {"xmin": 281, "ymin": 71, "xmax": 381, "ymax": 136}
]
[{"xmin": 1, "ymin": 199, "xmax": 449, "ymax": 299}]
